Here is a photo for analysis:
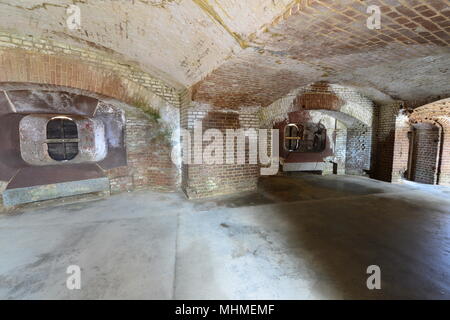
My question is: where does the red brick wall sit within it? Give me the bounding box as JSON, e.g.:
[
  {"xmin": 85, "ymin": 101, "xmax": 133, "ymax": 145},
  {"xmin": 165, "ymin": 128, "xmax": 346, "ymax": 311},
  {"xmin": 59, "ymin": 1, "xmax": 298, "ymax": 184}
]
[
  {"xmin": 408, "ymin": 99, "xmax": 450, "ymax": 185},
  {"xmin": 391, "ymin": 112, "xmax": 411, "ymax": 183},
  {"xmin": 107, "ymin": 108, "xmax": 178, "ymax": 193},
  {"xmin": 410, "ymin": 126, "xmax": 440, "ymax": 184},
  {"xmin": 0, "ymin": 49, "xmax": 181, "ymax": 196},
  {"xmin": 262, "ymin": 83, "xmax": 374, "ymax": 175},
  {"xmin": 384, "ymin": 99, "xmax": 450, "ymax": 186},
  {"xmin": 0, "ymin": 101, "xmax": 178, "ymax": 212},
  {"xmin": 0, "ymin": 48, "xmax": 179, "ymax": 112},
  {"xmin": 437, "ymin": 119, "xmax": 450, "ymax": 185},
  {"xmin": 181, "ymin": 103, "xmax": 260, "ymax": 199},
  {"xmin": 293, "ymin": 82, "xmax": 342, "ymax": 111},
  {"xmin": 374, "ymin": 103, "xmax": 402, "ymax": 182}
]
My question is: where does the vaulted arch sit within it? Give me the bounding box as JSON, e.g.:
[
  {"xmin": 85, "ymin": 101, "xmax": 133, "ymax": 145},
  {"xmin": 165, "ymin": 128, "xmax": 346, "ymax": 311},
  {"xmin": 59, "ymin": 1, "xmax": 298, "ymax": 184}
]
[{"xmin": 0, "ymin": 48, "xmax": 178, "ymax": 115}]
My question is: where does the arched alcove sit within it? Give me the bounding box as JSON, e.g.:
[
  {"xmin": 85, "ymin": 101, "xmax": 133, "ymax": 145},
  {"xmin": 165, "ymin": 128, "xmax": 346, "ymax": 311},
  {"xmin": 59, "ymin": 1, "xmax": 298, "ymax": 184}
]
[
  {"xmin": 408, "ymin": 122, "xmax": 441, "ymax": 184},
  {"xmin": 392, "ymin": 98, "xmax": 450, "ymax": 186},
  {"xmin": 260, "ymin": 82, "xmax": 375, "ymax": 176},
  {"xmin": 0, "ymin": 83, "xmax": 179, "ymax": 209}
]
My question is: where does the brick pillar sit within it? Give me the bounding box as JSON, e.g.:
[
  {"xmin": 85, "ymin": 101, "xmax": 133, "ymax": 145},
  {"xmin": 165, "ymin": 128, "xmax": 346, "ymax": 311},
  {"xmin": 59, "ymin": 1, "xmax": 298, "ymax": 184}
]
[
  {"xmin": 410, "ymin": 124, "xmax": 440, "ymax": 184},
  {"xmin": 438, "ymin": 120, "xmax": 450, "ymax": 185},
  {"xmin": 334, "ymin": 121, "xmax": 347, "ymax": 175},
  {"xmin": 391, "ymin": 112, "xmax": 410, "ymax": 183},
  {"xmin": 181, "ymin": 102, "xmax": 261, "ymax": 199},
  {"xmin": 374, "ymin": 102, "xmax": 402, "ymax": 182}
]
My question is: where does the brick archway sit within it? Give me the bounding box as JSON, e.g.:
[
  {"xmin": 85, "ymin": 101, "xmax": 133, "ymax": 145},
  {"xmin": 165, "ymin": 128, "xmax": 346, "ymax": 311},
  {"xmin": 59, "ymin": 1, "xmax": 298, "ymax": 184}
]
[
  {"xmin": 0, "ymin": 48, "xmax": 174, "ymax": 113},
  {"xmin": 0, "ymin": 49, "xmax": 183, "ymax": 206},
  {"xmin": 392, "ymin": 98, "xmax": 450, "ymax": 185},
  {"xmin": 278, "ymin": 82, "xmax": 374, "ymax": 175}
]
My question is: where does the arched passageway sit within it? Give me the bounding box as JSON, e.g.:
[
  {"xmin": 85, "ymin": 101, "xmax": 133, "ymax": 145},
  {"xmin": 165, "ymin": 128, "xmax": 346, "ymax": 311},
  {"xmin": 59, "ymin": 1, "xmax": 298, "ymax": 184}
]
[{"xmin": 260, "ymin": 82, "xmax": 375, "ymax": 176}]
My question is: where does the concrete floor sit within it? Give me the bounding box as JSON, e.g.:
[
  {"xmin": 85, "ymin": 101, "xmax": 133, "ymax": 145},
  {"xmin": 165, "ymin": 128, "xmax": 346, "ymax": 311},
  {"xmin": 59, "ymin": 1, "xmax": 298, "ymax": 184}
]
[{"xmin": 0, "ymin": 174, "xmax": 449, "ymax": 299}]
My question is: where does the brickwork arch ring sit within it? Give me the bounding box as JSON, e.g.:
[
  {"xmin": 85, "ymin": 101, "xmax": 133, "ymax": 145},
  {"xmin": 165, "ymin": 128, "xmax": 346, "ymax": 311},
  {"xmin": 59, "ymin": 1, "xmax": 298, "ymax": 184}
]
[{"xmin": 0, "ymin": 48, "xmax": 176, "ymax": 115}]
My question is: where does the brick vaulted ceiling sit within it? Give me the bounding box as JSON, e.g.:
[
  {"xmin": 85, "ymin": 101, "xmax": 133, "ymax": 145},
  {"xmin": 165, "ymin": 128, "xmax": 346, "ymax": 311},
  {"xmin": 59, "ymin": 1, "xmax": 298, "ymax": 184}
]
[
  {"xmin": 0, "ymin": 0, "xmax": 293, "ymax": 88},
  {"xmin": 0, "ymin": 0, "xmax": 449, "ymax": 107},
  {"xmin": 192, "ymin": 0, "xmax": 450, "ymax": 107}
]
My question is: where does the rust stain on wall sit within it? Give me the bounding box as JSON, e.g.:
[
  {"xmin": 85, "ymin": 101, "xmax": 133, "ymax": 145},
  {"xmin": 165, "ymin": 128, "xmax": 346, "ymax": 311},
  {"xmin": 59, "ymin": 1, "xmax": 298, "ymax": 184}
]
[{"xmin": 294, "ymin": 83, "xmax": 343, "ymax": 111}]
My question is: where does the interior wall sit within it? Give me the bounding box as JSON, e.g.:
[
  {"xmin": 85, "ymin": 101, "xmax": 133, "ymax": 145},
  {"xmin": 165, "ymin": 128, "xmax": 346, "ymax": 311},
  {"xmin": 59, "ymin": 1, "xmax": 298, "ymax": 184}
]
[
  {"xmin": 373, "ymin": 102, "xmax": 403, "ymax": 182},
  {"xmin": 439, "ymin": 121, "xmax": 450, "ymax": 186},
  {"xmin": 410, "ymin": 124, "xmax": 440, "ymax": 184},
  {"xmin": 0, "ymin": 35, "xmax": 180, "ymax": 108},
  {"xmin": 346, "ymin": 125, "xmax": 373, "ymax": 175},
  {"xmin": 260, "ymin": 83, "xmax": 375, "ymax": 176},
  {"xmin": 388, "ymin": 98, "xmax": 450, "ymax": 186},
  {"xmin": 409, "ymin": 99, "xmax": 450, "ymax": 186},
  {"xmin": 0, "ymin": 88, "xmax": 179, "ymax": 211},
  {"xmin": 110, "ymin": 106, "xmax": 179, "ymax": 193},
  {"xmin": 181, "ymin": 102, "xmax": 260, "ymax": 199}
]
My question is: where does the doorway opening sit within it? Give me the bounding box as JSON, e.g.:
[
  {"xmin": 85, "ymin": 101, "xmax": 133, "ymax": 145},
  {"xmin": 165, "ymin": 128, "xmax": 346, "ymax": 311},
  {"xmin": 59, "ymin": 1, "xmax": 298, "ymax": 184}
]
[{"xmin": 407, "ymin": 123, "xmax": 441, "ymax": 185}]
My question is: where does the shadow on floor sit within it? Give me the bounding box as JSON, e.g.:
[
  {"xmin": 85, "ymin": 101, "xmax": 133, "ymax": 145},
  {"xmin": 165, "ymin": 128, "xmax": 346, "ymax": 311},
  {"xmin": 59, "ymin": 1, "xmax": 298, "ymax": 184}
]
[
  {"xmin": 187, "ymin": 174, "xmax": 450, "ymax": 299},
  {"xmin": 1, "ymin": 174, "xmax": 449, "ymax": 299}
]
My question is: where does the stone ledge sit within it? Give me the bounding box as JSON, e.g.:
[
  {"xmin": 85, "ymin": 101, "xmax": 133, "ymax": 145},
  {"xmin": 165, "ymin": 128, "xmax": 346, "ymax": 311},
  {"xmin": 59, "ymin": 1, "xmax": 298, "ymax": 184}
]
[{"xmin": 2, "ymin": 178, "xmax": 110, "ymax": 207}]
